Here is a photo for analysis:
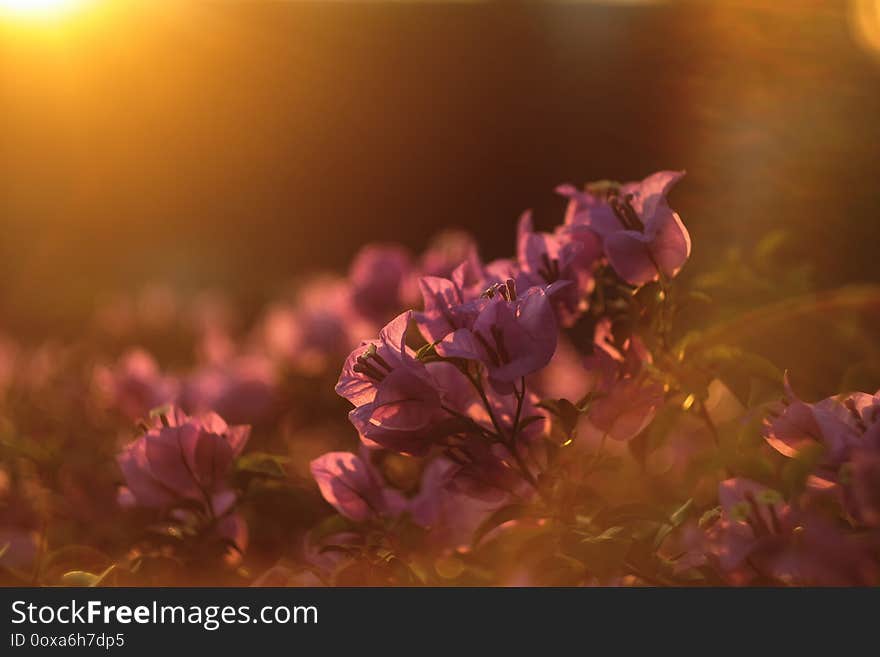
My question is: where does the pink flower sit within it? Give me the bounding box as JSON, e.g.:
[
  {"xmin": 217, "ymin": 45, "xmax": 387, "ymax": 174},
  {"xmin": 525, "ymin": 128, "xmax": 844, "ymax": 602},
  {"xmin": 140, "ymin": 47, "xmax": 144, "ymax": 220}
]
[
  {"xmin": 310, "ymin": 448, "xmax": 454, "ymax": 527},
  {"xmin": 337, "ymin": 312, "xmax": 453, "ymax": 455},
  {"xmin": 400, "ymin": 230, "xmax": 483, "ymax": 307},
  {"xmin": 763, "ymin": 377, "xmax": 880, "ymax": 486},
  {"xmin": 436, "ymin": 282, "xmax": 560, "ymax": 393},
  {"xmin": 705, "ymin": 478, "xmax": 876, "ymax": 585},
  {"xmin": 851, "ymin": 449, "xmax": 880, "ymax": 527},
  {"xmin": 583, "ymin": 319, "xmax": 663, "ymax": 441},
  {"xmin": 310, "ymin": 450, "xmax": 408, "ymax": 523},
  {"xmin": 516, "ymin": 211, "xmax": 599, "ymax": 326},
  {"xmin": 527, "ymin": 336, "xmax": 588, "ymax": 402},
  {"xmin": 259, "ymin": 276, "xmax": 373, "ymax": 376},
  {"xmin": 182, "ymin": 355, "xmax": 276, "ymax": 426},
  {"xmin": 558, "ymin": 170, "xmax": 690, "ymax": 286},
  {"xmin": 418, "ymin": 230, "xmax": 481, "ymax": 281},
  {"xmin": 116, "ymin": 407, "xmax": 250, "ymax": 552},
  {"xmin": 414, "ymin": 272, "xmax": 488, "ymax": 344},
  {"xmin": 94, "ymin": 349, "xmax": 178, "ymax": 421},
  {"xmin": 349, "ymin": 244, "xmax": 414, "ymax": 323},
  {"xmin": 430, "ymin": 361, "xmax": 547, "ymax": 445},
  {"xmin": 428, "ymin": 362, "xmax": 545, "ymax": 501}
]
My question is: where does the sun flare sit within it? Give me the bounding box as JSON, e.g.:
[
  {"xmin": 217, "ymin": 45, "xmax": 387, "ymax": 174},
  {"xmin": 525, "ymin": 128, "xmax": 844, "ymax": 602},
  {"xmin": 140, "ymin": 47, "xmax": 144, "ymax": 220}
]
[{"xmin": 0, "ymin": 0, "xmax": 83, "ymax": 19}]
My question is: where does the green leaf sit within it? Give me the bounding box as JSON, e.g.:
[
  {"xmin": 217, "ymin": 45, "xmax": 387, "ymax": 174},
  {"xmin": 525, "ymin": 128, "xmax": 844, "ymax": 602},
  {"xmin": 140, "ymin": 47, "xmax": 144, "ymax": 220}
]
[
  {"xmin": 309, "ymin": 514, "xmax": 358, "ymax": 545},
  {"xmin": 566, "ymin": 526, "xmax": 630, "ymax": 577},
  {"xmin": 593, "ymin": 503, "xmax": 668, "ymax": 528},
  {"xmin": 698, "ymin": 507, "xmax": 722, "ymax": 528},
  {"xmin": 61, "ymin": 570, "xmax": 101, "ymax": 587},
  {"xmin": 653, "ymin": 499, "xmax": 694, "ymax": 550},
  {"xmin": 236, "ymin": 452, "xmax": 290, "ymax": 478},
  {"xmin": 669, "ymin": 498, "xmax": 693, "ymax": 527},
  {"xmin": 42, "ymin": 545, "xmax": 113, "ymax": 581},
  {"xmin": 60, "ymin": 564, "xmax": 116, "ymax": 587},
  {"xmin": 318, "ymin": 544, "xmax": 360, "ymax": 557},
  {"xmin": 580, "ymin": 526, "xmax": 626, "ymax": 544}
]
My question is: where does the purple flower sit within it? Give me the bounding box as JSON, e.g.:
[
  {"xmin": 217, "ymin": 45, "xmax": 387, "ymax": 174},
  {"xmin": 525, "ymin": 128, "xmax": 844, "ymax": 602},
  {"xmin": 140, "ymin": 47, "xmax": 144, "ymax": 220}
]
[
  {"xmin": 583, "ymin": 319, "xmax": 663, "ymax": 441},
  {"xmin": 94, "ymin": 349, "xmax": 179, "ymax": 421},
  {"xmin": 763, "ymin": 377, "xmax": 880, "ymax": 486},
  {"xmin": 336, "ymin": 311, "xmax": 452, "ymax": 455},
  {"xmin": 430, "ymin": 361, "xmax": 547, "ymax": 445},
  {"xmin": 527, "ymin": 337, "xmax": 588, "ymax": 402},
  {"xmin": 117, "ymin": 407, "xmax": 250, "ymax": 552},
  {"xmin": 435, "ymin": 283, "xmax": 560, "ymax": 393},
  {"xmin": 705, "ymin": 478, "xmax": 876, "ymax": 585},
  {"xmin": 259, "ymin": 276, "xmax": 373, "ymax": 375},
  {"xmin": 402, "ymin": 230, "xmax": 484, "ymax": 307},
  {"xmin": 426, "ymin": 362, "xmax": 546, "ymax": 501},
  {"xmin": 310, "ymin": 450, "xmax": 408, "ymax": 523},
  {"xmin": 310, "ymin": 448, "xmax": 455, "ymax": 527},
  {"xmin": 559, "ymin": 170, "xmax": 690, "ymax": 286},
  {"xmin": 763, "ymin": 378, "xmax": 880, "ymax": 527},
  {"xmin": 349, "ymin": 244, "xmax": 414, "ymax": 324},
  {"xmin": 414, "ymin": 273, "xmax": 488, "ymax": 344},
  {"xmin": 418, "ymin": 230, "xmax": 481, "ymax": 281},
  {"xmin": 414, "ymin": 249, "xmax": 534, "ymax": 346},
  {"xmin": 516, "ymin": 211, "xmax": 599, "ymax": 326},
  {"xmin": 182, "ymin": 355, "xmax": 276, "ymax": 426},
  {"xmin": 851, "ymin": 448, "xmax": 880, "ymax": 527}
]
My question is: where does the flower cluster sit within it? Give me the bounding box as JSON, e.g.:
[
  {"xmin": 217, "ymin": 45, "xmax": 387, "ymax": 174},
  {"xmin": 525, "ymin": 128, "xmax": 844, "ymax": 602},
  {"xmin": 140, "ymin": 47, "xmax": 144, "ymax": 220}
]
[{"xmin": 1, "ymin": 169, "xmax": 878, "ymax": 587}]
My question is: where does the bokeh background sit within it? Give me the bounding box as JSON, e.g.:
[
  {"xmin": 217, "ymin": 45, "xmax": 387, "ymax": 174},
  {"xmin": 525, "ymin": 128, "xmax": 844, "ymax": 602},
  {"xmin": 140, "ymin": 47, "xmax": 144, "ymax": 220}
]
[{"xmin": 2, "ymin": 0, "xmax": 880, "ymax": 395}]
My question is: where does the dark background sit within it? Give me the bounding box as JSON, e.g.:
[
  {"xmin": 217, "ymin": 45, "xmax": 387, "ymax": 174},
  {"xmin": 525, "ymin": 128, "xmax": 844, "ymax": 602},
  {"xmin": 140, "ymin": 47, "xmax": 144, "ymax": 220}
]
[{"xmin": 2, "ymin": 0, "xmax": 880, "ymax": 336}]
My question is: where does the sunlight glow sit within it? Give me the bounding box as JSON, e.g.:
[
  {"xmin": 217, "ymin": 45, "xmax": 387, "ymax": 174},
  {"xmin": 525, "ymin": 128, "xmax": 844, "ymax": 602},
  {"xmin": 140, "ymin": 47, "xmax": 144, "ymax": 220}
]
[
  {"xmin": 851, "ymin": 0, "xmax": 880, "ymax": 58},
  {"xmin": 0, "ymin": 0, "xmax": 84, "ymax": 20}
]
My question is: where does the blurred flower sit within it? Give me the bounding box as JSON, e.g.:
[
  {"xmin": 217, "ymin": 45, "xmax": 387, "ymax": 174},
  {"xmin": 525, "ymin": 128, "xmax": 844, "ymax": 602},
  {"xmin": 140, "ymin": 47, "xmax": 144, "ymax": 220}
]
[
  {"xmin": 260, "ymin": 276, "xmax": 373, "ymax": 376},
  {"xmin": 527, "ymin": 336, "xmax": 587, "ymax": 402},
  {"xmin": 349, "ymin": 244, "xmax": 414, "ymax": 324},
  {"xmin": 763, "ymin": 376, "xmax": 880, "ymax": 486},
  {"xmin": 403, "ymin": 230, "xmax": 482, "ymax": 305},
  {"xmin": 850, "ymin": 448, "xmax": 880, "ymax": 527},
  {"xmin": 94, "ymin": 349, "xmax": 179, "ymax": 421},
  {"xmin": 705, "ymin": 478, "xmax": 876, "ymax": 585},
  {"xmin": 182, "ymin": 355, "xmax": 276, "ymax": 426},
  {"xmin": 581, "ymin": 318, "xmax": 663, "ymax": 441},
  {"xmin": 418, "ymin": 230, "xmax": 481, "ymax": 281}
]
